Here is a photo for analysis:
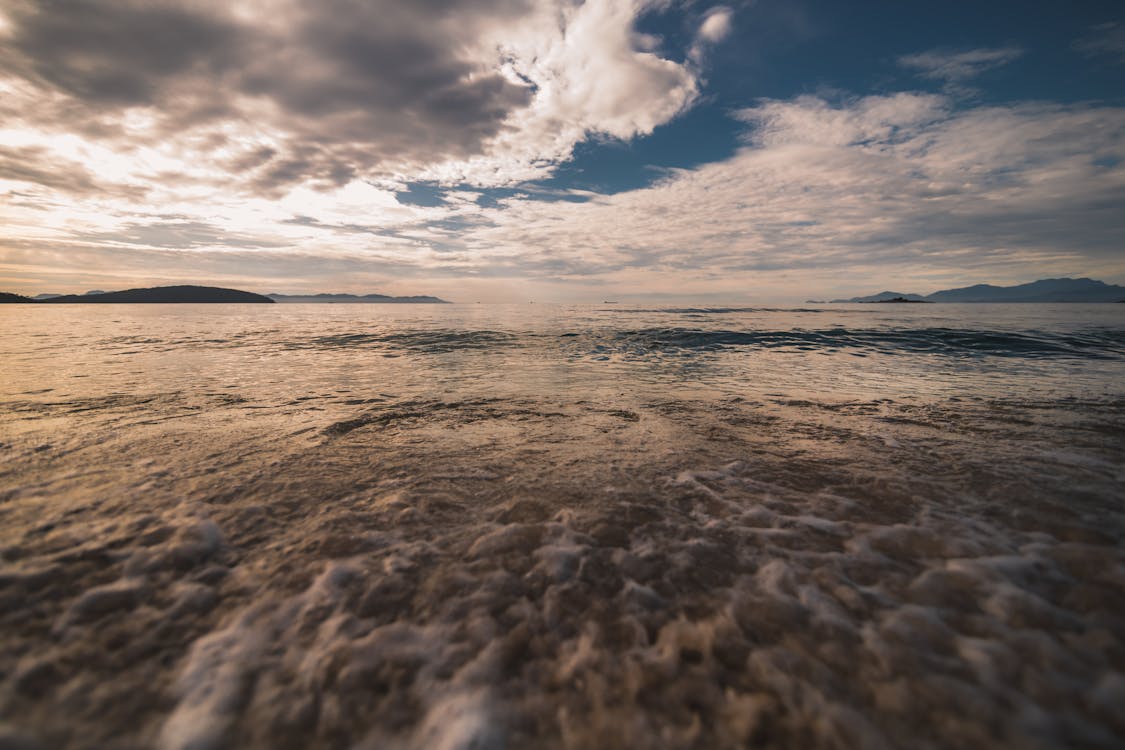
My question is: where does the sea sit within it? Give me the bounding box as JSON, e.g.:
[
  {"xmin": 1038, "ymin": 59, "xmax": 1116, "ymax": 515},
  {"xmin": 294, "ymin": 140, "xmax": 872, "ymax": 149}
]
[{"xmin": 1, "ymin": 302, "xmax": 1123, "ymax": 749}]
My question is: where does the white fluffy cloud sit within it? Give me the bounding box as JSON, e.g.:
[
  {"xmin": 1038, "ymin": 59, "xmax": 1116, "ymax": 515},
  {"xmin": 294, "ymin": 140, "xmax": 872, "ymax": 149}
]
[
  {"xmin": 698, "ymin": 7, "xmax": 734, "ymax": 43},
  {"xmin": 689, "ymin": 5, "xmax": 733, "ymax": 61},
  {"xmin": 418, "ymin": 0, "xmax": 703, "ymax": 184}
]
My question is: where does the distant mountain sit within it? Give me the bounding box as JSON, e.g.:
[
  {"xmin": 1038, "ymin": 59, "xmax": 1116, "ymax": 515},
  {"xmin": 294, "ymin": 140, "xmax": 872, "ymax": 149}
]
[
  {"xmin": 0, "ymin": 292, "xmax": 35, "ymax": 303},
  {"xmin": 32, "ymin": 290, "xmax": 108, "ymax": 299},
  {"xmin": 37, "ymin": 286, "xmax": 274, "ymax": 303},
  {"xmin": 268, "ymin": 293, "xmax": 450, "ymax": 303},
  {"xmin": 6, "ymin": 287, "xmax": 445, "ymax": 304},
  {"xmin": 926, "ymin": 278, "xmax": 1125, "ymax": 302},
  {"xmin": 832, "ymin": 278, "xmax": 1125, "ymax": 303}
]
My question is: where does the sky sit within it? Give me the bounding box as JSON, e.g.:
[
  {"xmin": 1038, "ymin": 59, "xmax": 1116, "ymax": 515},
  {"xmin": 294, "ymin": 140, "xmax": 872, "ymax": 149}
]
[{"xmin": 1, "ymin": 0, "xmax": 1123, "ymax": 302}]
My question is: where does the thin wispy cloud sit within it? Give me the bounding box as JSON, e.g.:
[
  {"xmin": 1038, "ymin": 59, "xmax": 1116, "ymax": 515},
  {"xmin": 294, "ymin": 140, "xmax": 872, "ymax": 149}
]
[
  {"xmin": 898, "ymin": 46, "xmax": 1023, "ymax": 95},
  {"xmin": 1074, "ymin": 22, "xmax": 1125, "ymax": 65},
  {"xmin": 456, "ymin": 95, "xmax": 1125, "ymax": 297}
]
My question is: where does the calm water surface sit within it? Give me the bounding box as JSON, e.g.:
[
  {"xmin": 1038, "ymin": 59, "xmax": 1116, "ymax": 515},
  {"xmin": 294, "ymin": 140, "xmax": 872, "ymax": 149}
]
[{"xmin": 1, "ymin": 303, "xmax": 1123, "ymax": 749}]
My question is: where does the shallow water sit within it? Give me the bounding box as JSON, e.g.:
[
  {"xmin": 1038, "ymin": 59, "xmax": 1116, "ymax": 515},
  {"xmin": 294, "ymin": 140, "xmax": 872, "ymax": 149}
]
[{"xmin": 1, "ymin": 303, "xmax": 1123, "ymax": 749}]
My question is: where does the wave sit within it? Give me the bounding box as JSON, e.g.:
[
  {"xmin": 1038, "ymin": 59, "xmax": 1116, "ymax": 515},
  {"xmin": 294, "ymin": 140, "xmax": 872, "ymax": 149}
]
[
  {"xmin": 97, "ymin": 325, "xmax": 1125, "ymax": 360},
  {"xmin": 602, "ymin": 326, "xmax": 1125, "ymax": 358},
  {"xmin": 602, "ymin": 307, "xmax": 831, "ymax": 314},
  {"xmin": 290, "ymin": 329, "xmax": 520, "ymax": 353}
]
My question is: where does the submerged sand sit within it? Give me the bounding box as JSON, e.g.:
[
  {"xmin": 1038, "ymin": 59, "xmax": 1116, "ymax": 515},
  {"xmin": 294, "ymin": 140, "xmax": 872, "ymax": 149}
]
[{"xmin": 2, "ymin": 389, "xmax": 1123, "ymax": 749}]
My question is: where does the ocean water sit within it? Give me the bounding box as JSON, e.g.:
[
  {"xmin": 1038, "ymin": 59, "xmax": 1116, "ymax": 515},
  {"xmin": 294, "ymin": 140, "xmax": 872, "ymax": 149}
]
[{"xmin": 1, "ymin": 303, "xmax": 1123, "ymax": 749}]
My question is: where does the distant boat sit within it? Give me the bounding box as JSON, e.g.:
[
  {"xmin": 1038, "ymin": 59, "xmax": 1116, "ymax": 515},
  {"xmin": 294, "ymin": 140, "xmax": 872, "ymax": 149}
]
[
  {"xmin": 603, "ymin": 300, "xmax": 619, "ymax": 304},
  {"xmin": 267, "ymin": 292, "xmax": 449, "ymax": 304},
  {"xmin": 864, "ymin": 297, "xmax": 932, "ymax": 304}
]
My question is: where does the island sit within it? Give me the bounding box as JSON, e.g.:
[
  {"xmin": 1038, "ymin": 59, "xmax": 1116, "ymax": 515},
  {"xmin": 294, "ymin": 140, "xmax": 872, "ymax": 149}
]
[
  {"xmin": 1, "ymin": 286, "xmax": 274, "ymax": 303},
  {"xmin": 267, "ymin": 293, "xmax": 450, "ymax": 303},
  {"xmin": 866, "ymin": 297, "xmax": 932, "ymax": 303},
  {"xmin": 0, "ymin": 292, "xmax": 35, "ymax": 303},
  {"xmin": 831, "ymin": 277, "xmax": 1125, "ymax": 303}
]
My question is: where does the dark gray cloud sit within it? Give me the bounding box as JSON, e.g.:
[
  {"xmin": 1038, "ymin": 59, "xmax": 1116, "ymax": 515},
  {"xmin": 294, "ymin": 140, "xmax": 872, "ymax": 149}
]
[
  {"xmin": 3, "ymin": 0, "xmax": 244, "ymax": 105},
  {"xmin": 0, "ymin": 144, "xmax": 149, "ymax": 199},
  {"xmin": 0, "ymin": 0, "xmax": 536, "ymax": 193},
  {"xmin": 74, "ymin": 220, "xmax": 288, "ymax": 250},
  {"xmin": 233, "ymin": 1, "xmax": 534, "ymax": 150},
  {"xmin": 1, "ymin": 0, "xmax": 716, "ymax": 208},
  {"xmin": 0, "ymin": 144, "xmax": 99, "ymax": 193}
]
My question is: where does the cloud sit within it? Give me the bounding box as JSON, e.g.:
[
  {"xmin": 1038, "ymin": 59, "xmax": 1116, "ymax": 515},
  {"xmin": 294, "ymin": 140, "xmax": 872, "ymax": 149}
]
[
  {"xmin": 2, "ymin": 4, "xmax": 1122, "ymax": 299},
  {"xmin": 737, "ymin": 92, "xmax": 947, "ymax": 147},
  {"xmin": 898, "ymin": 46, "xmax": 1023, "ymax": 90},
  {"xmin": 698, "ymin": 7, "xmax": 735, "ymax": 43},
  {"xmin": 684, "ymin": 5, "xmax": 738, "ymax": 63},
  {"xmin": 4, "ymin": 92, "xmax": 1124, "ymax": 298},
  {"xmin": 449, "ymin": 94, "xmax": 1125, "ymax": 294},
  {"xmin": 0, "ymin": 0, "xmax": 711, "ymax": 195},
  {"xmin": 417, "ymin": 0, "xmax": 703, "ymax": 184},
  {"xmin": 1074, "ymin": 22, "xmax": 1125, "ymax": 65},
  {"xmin": 0, "ymin": 145, "xmax": 100, "ymax": 194},
  {"xmin": 688, "ymin": 5, "xmax": 734, "ymax": 63}
]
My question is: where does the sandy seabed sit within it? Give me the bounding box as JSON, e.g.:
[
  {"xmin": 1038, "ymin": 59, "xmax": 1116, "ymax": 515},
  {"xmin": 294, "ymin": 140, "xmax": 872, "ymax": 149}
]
[{"xmin": 1, "ymin": 388, "xmax": 1123, "ymax": 749}]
